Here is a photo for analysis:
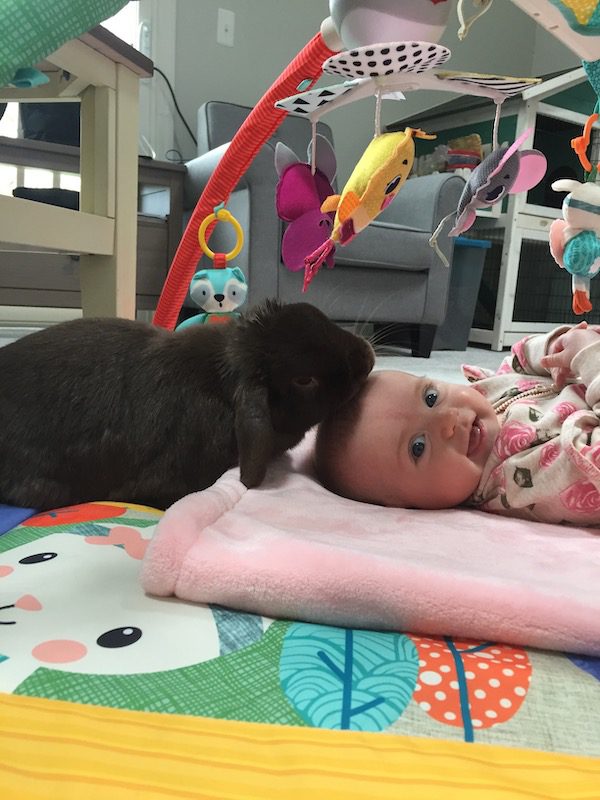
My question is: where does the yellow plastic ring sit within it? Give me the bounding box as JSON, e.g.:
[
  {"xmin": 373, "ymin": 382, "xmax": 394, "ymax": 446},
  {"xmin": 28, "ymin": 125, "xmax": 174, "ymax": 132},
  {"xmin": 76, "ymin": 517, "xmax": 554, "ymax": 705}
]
[{"xmin": 197, "ymin": 208, "xmax": 244, "ymax": 261}]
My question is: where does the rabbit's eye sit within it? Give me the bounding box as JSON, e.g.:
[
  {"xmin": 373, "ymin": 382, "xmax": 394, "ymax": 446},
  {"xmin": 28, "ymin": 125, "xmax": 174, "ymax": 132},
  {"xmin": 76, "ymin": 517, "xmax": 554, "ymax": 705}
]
[{"xmin": 292, "ymin": 376, "xmax": 318, "ymax": 390}]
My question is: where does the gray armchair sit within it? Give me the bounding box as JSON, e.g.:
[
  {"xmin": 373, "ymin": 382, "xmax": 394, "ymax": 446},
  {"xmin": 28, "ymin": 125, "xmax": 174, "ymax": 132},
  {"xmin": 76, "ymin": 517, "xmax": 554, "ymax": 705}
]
[{"xmin": 183, "ymin": 101, "xmax": 465, "ymax": 357}]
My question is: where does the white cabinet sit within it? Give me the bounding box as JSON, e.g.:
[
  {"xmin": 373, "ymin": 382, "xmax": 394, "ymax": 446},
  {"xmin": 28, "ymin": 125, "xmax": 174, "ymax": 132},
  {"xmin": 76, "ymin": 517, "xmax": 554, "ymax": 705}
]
[
  {"xmin": 403, "ymin": 67, "xmax": 599, "ymax": 350},
  {"xmin": 471, "ymin": 68, "xmax": 599, "ymax": 349}
]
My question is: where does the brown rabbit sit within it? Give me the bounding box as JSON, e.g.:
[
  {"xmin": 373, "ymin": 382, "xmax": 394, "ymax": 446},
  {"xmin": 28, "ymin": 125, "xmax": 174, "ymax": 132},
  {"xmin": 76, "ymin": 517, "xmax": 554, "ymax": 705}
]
[{"xmin": 0, "ymin": 300, "xmax": 374, "ymax": 510}]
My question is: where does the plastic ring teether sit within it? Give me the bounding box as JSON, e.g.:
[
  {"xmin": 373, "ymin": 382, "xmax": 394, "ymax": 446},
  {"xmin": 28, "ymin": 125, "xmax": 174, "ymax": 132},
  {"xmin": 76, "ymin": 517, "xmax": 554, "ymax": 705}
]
[{"xmin": 198, "ymin": 208, "xmax": 244, "ymax": 261}]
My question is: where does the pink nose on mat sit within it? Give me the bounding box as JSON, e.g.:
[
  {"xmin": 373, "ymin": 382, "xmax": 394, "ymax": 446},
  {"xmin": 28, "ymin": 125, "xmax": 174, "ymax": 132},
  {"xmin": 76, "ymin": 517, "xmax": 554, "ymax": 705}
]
[
  {"xmin": 32, "ymin": 639, "xmax": 88, "ymax": 663},
  {"xmin": 15, "ymin": 595, "xmax": 42, "ymax": 611},
  {"xmin": 0, "ymin": 565, "xmax": 14, "ymax": 577}
]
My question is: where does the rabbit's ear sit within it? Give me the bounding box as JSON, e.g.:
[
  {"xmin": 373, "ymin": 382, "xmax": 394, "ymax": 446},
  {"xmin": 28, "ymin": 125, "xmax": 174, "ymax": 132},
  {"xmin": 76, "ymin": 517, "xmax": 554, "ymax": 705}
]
[
  {"xmin": 234, "ymin": 382, "xmax": 275, "ymax": 488},
  {"xmin": 275, "ymin": 142, "xmax": 299, "ymax": 176}
]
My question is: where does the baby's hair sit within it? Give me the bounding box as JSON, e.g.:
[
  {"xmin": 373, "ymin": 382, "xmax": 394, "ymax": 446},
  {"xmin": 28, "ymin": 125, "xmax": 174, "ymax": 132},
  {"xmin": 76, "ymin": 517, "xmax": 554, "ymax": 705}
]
[{"xmin": 314, "ymin": 388, "xmax": 365, "ymax": 500}]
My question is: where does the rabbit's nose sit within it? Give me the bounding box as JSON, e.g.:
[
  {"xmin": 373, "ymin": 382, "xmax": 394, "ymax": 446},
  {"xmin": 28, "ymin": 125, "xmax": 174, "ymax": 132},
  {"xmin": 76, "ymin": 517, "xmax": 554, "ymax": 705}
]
[{"xmin": 214, "ymin": 294, "xmax": 225, "ymax": 303}]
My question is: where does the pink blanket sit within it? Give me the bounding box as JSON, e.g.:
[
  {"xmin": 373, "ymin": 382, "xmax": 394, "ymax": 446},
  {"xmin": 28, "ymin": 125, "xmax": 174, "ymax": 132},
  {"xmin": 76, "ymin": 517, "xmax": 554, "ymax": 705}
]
[{"xmin": 141, "ymin": 434, "xmax": 600, "ymax": 656}]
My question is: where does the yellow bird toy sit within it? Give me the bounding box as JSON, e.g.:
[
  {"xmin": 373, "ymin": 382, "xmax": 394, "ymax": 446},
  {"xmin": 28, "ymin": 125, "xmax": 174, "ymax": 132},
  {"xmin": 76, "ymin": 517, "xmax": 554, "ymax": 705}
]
[{"xmin": 303, "ymin": 126, "xmax": 435, "ymax": 289}]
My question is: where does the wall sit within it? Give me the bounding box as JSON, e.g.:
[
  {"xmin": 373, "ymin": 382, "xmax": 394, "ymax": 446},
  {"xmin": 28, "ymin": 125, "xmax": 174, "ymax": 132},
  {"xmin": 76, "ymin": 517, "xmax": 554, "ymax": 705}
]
[
  {"xmin": 172, "ymin": 1, "xmax": 580, "ymax": 181},
  {"xmin": 172, "ymin": 1, "xmax": 356, "ymax": 166},
  {"xmin": 385, "ymin": 1, "xmax": 537, "ymax": 126},
  {"xmin": 386, "ymin": 1, "xmax": 579, "ymax": 126},
  {"xmin": 531, "ymin": 20, "xmax": 581, "ymax": 76}
]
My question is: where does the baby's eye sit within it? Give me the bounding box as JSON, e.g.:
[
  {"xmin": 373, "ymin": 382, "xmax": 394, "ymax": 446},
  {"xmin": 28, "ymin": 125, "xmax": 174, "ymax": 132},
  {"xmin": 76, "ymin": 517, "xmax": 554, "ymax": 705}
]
[
  {"xmin": 424, "ymin": 387, "xmax": 438, "ymax": 408},
  {"xmin": 411, "ymin": 435, "xmax": 426, "ymax": 460}
]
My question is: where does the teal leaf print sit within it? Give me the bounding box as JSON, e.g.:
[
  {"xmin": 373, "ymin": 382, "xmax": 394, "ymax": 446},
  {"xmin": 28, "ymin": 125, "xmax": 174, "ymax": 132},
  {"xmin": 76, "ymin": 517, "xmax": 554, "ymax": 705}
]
[
  {"xmin": 500, "ymin": 493, "xmax": 511, "ymax": 509},
  {"xmin": 279, "ymin": 623, "xmax": 418, "ymax": 731},
  {"xmin": 106, "ymin": 516, "xmax": 158, "ymax": 528},
  {"xmin": 528, "ymin": 407, "xmax": 541, "ymax": 422}
]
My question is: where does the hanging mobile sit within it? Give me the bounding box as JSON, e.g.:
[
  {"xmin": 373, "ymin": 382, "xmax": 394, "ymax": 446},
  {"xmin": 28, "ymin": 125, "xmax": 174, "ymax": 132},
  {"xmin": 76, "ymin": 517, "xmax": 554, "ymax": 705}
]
[{"xmin": 429, "ymin": 102, "xmax": 547, "ymax": 266}]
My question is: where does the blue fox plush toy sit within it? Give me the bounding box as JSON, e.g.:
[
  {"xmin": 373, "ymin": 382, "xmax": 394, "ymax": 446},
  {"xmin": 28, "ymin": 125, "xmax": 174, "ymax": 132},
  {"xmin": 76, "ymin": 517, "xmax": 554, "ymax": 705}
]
[{"xmin": 176, "ymin": 267, "xmax": 248, "ymax": 329}]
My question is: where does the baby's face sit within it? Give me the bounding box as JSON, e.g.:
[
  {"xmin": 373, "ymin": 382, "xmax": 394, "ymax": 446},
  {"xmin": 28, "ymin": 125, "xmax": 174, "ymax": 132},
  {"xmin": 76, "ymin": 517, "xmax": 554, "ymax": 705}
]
[{"xmin": 341, "ymin": 370, "xmax": 500, "ymax": 508}]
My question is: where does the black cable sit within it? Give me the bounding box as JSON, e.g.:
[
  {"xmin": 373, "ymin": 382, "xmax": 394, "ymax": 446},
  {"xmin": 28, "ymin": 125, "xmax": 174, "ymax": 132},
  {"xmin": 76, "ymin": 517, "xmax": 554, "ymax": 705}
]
[
  {"xmin": 165, "ymin": 148, "xmax": 185, "ymax": 164},
  {"xmin": 153, "ymin": 65, "xmax": 197, "ymax": 148}
]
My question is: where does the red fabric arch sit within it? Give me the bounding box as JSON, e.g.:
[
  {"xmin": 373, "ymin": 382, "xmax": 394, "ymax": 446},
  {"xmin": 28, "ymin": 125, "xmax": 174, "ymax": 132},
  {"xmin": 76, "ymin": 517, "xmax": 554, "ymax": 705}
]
[{"xmin": 153, "ymin": 31, "xmax": 336, "ymax": 330}]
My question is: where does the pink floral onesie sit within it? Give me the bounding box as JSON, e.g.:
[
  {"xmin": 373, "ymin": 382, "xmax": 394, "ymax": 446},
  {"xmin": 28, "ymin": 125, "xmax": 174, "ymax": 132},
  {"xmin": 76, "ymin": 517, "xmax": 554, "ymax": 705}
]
[{"xmin": 463, "ymin": 327, "xmax": 600, "ymax": 525}]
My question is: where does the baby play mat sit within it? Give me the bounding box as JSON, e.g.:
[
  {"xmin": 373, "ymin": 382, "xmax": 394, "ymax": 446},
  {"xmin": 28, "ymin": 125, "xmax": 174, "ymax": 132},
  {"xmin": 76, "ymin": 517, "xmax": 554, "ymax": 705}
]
[{"xmin": 1, "ymin": 492, "xmax": 599, "ymax": 764}]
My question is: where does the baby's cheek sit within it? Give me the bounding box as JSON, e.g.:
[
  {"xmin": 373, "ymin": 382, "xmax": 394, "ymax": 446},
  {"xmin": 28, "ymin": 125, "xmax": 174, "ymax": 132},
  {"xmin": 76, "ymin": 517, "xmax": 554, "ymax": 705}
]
[{"xmin": 426, "ymin": 456, "xmax": 477, "ymax": 508}]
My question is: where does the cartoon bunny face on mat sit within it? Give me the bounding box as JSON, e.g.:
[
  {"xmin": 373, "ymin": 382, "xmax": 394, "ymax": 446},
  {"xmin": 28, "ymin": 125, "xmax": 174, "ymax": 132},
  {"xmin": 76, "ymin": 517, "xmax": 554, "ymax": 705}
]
[{"xmin": 0, "ymin": 533, "xmax": 219, "ymax": 692}]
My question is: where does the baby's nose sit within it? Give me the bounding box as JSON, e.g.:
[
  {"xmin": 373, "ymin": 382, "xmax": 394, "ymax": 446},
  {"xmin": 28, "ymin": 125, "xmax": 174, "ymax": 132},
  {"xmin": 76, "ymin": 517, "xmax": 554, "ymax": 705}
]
[{"xmin": 438, "ymin": 407, "xmax": 458, "ymax": 439}]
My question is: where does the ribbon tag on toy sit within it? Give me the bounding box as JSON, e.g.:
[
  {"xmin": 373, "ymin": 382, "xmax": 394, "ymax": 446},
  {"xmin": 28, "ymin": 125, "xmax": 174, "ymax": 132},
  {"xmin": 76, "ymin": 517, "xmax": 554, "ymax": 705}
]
[
  {"xmin": 175, "ymin": 207, "xmax": 248, "ymax": 330},
  {"xmin": 456, "ymin": 0, "xmax": 494, "ymax": 40}
]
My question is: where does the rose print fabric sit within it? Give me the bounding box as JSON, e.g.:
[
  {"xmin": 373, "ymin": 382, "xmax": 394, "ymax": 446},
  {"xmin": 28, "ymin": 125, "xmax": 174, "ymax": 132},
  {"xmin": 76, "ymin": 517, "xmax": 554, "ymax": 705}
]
[{"xmin": 464, "ymin": 327, "xmax": 600, "ymax": 525}]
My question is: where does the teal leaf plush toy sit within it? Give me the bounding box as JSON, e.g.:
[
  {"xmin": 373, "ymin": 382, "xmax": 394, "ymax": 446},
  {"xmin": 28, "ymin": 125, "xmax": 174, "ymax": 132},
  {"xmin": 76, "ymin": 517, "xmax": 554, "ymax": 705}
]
[{"xmin": 176, "ymin": 266, "xmax": 248, "ymax": 329}]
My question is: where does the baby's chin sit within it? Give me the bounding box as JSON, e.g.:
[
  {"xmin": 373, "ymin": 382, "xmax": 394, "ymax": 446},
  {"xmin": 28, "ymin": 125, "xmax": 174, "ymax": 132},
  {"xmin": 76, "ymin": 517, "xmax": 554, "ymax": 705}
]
[{"xmin": 377, "ymin": 487, "xmax": 473, "ymax": 510}]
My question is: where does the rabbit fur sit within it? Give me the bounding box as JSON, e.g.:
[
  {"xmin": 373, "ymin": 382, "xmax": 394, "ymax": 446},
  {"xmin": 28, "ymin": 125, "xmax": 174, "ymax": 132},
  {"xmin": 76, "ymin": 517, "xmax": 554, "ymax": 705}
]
[{"xmin": 0, "ymin": 300, "xmax": 374, "ymax": 510}]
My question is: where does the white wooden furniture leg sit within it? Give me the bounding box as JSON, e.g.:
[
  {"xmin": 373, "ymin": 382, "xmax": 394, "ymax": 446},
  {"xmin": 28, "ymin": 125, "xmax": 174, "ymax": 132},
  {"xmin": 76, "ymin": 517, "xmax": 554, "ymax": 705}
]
[
  {"xmin": 79, "ymin": 64, "xmax": 138, "ymax": 318},
  {"xmin": 0, "ymin": 27, "xmax": 151, "ymax": 320}
]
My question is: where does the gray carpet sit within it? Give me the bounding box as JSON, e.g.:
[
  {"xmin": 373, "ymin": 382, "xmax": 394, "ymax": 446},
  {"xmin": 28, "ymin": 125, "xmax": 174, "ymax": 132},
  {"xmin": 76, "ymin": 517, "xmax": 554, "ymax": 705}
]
[
  {"xmin": 374, "ymin": 345, "xmax": 506, "ymax": 383},
  {"xmin": 0, "ymin": 328, "xmax": 39, "ymax": 347}
]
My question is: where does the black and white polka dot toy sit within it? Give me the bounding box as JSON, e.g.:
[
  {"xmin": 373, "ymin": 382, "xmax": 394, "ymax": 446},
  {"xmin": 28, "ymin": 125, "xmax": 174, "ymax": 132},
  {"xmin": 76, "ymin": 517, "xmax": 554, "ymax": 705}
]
[{"xmin": 323, "ymin": 41, "xmax": 451, "ymax": 79}]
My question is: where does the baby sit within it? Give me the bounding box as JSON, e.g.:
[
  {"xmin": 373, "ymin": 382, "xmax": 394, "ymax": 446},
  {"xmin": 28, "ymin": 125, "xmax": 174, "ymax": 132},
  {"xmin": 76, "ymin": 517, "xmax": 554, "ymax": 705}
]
[{"xmin": 315, "ymin": 322, "xmax": 600, "ymax": 525}]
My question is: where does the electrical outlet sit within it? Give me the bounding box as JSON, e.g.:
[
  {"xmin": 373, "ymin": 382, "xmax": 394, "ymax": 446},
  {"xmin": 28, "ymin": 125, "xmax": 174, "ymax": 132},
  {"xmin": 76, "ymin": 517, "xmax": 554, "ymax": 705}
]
[
  {"xmin": 139, "ymin": 20, "xmax": 152, "ymax": 58},
  {"xmin": 217, "ymin": 8, "xmax": 235, "ymax": 47}
]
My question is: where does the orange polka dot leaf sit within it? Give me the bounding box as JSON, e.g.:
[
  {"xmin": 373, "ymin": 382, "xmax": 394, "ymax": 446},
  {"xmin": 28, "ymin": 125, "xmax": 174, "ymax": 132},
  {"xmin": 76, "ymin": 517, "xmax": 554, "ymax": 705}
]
[{"xmin": 409, "ymin": 635, "xmax": 531, "ymax": 741}]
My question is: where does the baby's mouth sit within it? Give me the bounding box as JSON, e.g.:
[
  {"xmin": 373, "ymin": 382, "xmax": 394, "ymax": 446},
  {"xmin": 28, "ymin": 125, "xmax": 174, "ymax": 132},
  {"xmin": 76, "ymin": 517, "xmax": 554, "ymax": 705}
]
[{"xmin": 467, "ymin": 417, "xmax": 484, "ymax": 457}]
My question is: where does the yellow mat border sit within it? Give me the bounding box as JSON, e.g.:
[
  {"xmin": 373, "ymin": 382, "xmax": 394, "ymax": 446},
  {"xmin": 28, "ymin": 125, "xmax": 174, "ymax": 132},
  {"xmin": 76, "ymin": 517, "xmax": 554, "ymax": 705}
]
[{"xmin": 1, "ymin": 693, "xmax": 599, "ymax": 799}]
